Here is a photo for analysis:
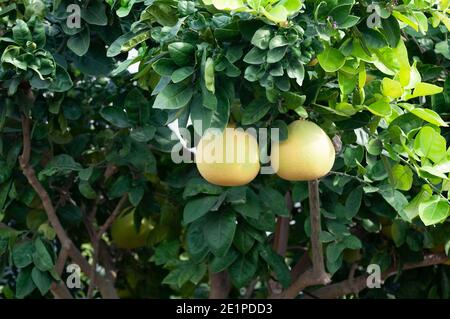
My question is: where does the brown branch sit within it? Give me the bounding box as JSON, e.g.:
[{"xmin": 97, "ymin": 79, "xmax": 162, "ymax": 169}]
[
  {"xmin": 308, "ymin": 253, "xmax": 449, "ymax": 299},
  {"xmin": 308, "ymin": 180, "xmax": 329, "ymax": 282},
  {"xmin": 209, "ymin": 271, "xmax": 231, "ymax": 299},
  {"xmin": 50, "ymin": 282, "xmax": 73, "ymax": 299},
  {"xmin": 87, "ymin": 194, "xmax": 128, "ymax": 298},
  {"xmin": 244, "ymin": 277, "xmax": 259, "ymax": 299},
  {"xmin": 97, "ymin": 195, "xmax": 128, "ymax": 239},
  {"xmin": 290, "ymin": 252, "xmax": 311, "ymax": 281},
  {"xmin": 272, "ymin": 192, "xmax": 293, "ymax": 257},
  {"xmin": 104, "ymin": 164, "xmax": 118, "ymax": 182},
  {"xmin": 55, "ymin": 248, "xmax": 69, "ymax": 276},
  {"xmin": 271, "ymin": 180, "xmax": 330, "ymax": 299},
  {"xmin": 19, "ymin": 113, "xmax": 118, "ymax": 299}
]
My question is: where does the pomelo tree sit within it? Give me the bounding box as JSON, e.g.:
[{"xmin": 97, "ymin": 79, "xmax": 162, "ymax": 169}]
[{"xmin": 0, "ymin": 0, "xmax": 450, "ymax": 299}]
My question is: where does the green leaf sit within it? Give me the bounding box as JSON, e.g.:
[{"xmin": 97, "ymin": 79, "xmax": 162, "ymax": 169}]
[
  {"xmin": 33, "ymin": 238, "xmax": 54, "ymax": 272},
  {"xmin": 203, "ymin": 210, "xmax": 236, "ymax": 257},
  {"xmin": 366, "ymin": 100, "xmax": 392, "ymax": 117},
  {"xmin": 186, "ymin": 221, "xmax": 209, "ymax": 261},
  {"xmin": 228, "ymin": 248, "xmax": 259, "ymax": 287},
  {"xmin": 363, "ymin": 29, "xmax": 388, "ymax": 49},
  {"xmin": 67, "ymin": 27, "xmax": 90, "ymax": 57},
  {"xmin": 48, "ymin": 65, "xmax": 73, "ymax": 92},
  {"xmin": 153, "ymin": 58, "xmax": 178, "ymax": 76},
  {"xmin": 343, "ymin": 235, "xmax": 362, "ymax": 249},
  {"xmin": 243, "ymin": 47, "xmax": 266, "ymax": 65},
  {"xmin": 153, "ymin": 83, "xmax": 193, "ymax": 109},
  {"xmin": 232, "ymin": 188, "xmax": 262, "ymax": 218},
  {"xmin": 391, "ymin": 219, "xmax": 408, "ymax": 247},
  {"xmin": 260, "ymin": 186, "xmax": 289, "ymax": 217},
  {"xmin": 404, "ymin": 185, "xmax": 433, "ymax": 221},
  {"xmin": 100, "ymin": 107, "xmax": 130, "ymax": 128},
  {"xmin": 38, "ymin": 155, "xmax": 82, "ymax": 179},
  {"xmin": 286, "ymin": 59, "xmax": 305, "ymax": 86},
  {"xmin": 317, "ymin": 47, "xmax": 346, "ymax": 72},
  {"xmin": 15, "ymin": 267, "xmax": 36, "ymax": 299},
  {"xmin": 391, "ymin": 164, "xmax": 414, "ymax": 191},
  {"xmin": 210, "ymin": 247, "xmax": 239, "ymax": 273},
  {"xmin": 150, "ymin": 240, "xmax": 179, "ymax": 266},
  {"xmin": 1, "ymin": 45, "xmax": 26, "ymax": 70},
  {"xmin": 31, "ymin": 267, "xmax": 52, "ymax": 295},
  {"xmin": 413, "ymin": 126, "xmax": 447, "ymax": 163},
  {"xmin": 211, "ymin": 0, "xmax": 245, "ymax": 10},
  {"xmin": 241, "ymin": 98, "xmax": 271, "ymax": 125},
  {"xmin": 13, "ymin": 241, "xmax": 34, "ymax": 268},
  {"xmin": 12, "ymin": 20, "xmax": 31, "ymax": 46},
  {"xmin": 168, "ymin": 42, "xmax": 195, "ymax": 66},
  {"xmin": 171, "ymin": 66, "xmax": 194, "ymax": 83},
  {"xmin": 345, "ymin": 187, "xmax": 362, "ymax": 219},
  {"xmin": 233, "ymin": 224, "xmax": 255, "ymax": 254},
  {"xmin": 419, "ymin": 196, "xmax": 450, "ymax": 226},
  {"xmin": 226, "ymin": 186, "xmax": 247, "ymax": 204},
  {"xmin": 320, "ymin": 231, "xmax": 335, "ymax": 243},
  {"xmin": 269, "ymin": 35, "xmax": 288, "ymax": 49},
  {"xmin": 326, "ymin": 242, "xmax": 346, "ymax": 263},
  {"xmin": 410, "ymin": 108, "xmax": 448, "ymax": 127},
  {"xmin": 338, "ymin": 71, "xmax": 357, "ymax": 96},
  {"xmin": 79, "ymin": 181, "xmax": 97, "ymax": 199},
  {"xmin": 251, "ymin": 26, "xmax": 272, "ymax": 50},
  {"xmin": 130, "ymin": 126, "xmax": 156, "ymax": 143},
  {"xmin": 412, "ymin": 82, "xmax": 444, "ymax": 98},
  {"xmin": 258, "ymin": 244, "xmax": 291, "ymax": 288},
  {"xmin": 128, "ymin": 186, "xmax": 144, "ymax": 207},
  {"xmin": 267, "ymin": 46, "xmax": 288, "ymax": 64},
  {"xmin": 378, "ymin": 184, "xmax": 409, "ymax": 217},
  {"xmin": 81, "ymin": 0, "xmax": 108, "ymax": 26},
  {"xmin": 381, "ymin": 16, "xmax": 401, "ymax": 48},
  {"xmin": 381, "ymin": 78, "xmax": 403, "ymax": 98},
  {"xmin": 204, "ymin": 57, "xmax": 215, "ymax": 93},
  {"xmin": 183, "ymin": 196, "xmax": 219, "ymax": 224},
  {"xmin": 183, "ymin": 178, "xmax": 223, "ymax": 199}
]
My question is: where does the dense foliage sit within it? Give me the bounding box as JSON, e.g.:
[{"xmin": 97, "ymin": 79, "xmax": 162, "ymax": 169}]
[{"xmin": 0, "ymin": 0, "xmax": 450, "ymax": 299}]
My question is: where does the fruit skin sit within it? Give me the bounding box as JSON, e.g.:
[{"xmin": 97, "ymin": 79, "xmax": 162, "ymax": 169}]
[
  {"xmin": 111, "ymin": 209, "xmax": 154, "ymax": 249},
  {"xmin": 271, "ymin": 120, "xmax": 335, "ymax": 181},
  {"xmin": 196, "ymin": 126, "xmax": 260, "ymax": 186}
]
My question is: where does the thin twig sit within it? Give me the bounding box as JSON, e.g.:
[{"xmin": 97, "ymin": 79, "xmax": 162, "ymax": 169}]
[{"xmin": 87, "ymin": 194, "xmax": 128, "ymax": 298}]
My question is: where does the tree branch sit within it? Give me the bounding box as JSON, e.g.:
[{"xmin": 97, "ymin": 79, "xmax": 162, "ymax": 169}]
[
  {"xmin": 19, "ymin": 113, "xmax": 118, "ymax": 299},
  {"xmin": 87, "ymin": 194, "xmax": 128, "ymax": 298},
  {"xmin": 209, "ymin": 270, "xmax": 231, "ymax": 299},
  {"xmin": 272, "ymin": 192, "xmax": 292, "ymax": 257},
  {"xmin": 308, "ymin": 180, "xmax": 328, "ymax": 279},
  {"xmin": 308, "ymin": 253, "xmax": 449, "ymax": 299},
  {"xmin": 271, "ymin": 180, "xmax": 330, "ymax": 299}
]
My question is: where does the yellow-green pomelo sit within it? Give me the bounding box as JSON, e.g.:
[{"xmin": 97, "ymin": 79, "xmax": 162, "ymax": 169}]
[
  {"xmin": 196, "ymin": 127, "xmax": 260, "ymax": 186},
  {"xmin": 111, "ymin": 209, "xmax": 154, "ymax": 249},
  {"xmin": 271, "ymin": 120, "xmax": 335, "ymax": 181}
]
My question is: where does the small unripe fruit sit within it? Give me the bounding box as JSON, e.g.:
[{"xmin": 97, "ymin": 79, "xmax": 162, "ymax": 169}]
[
  {"xmin": 196, "ymin": 126, "xmax": 260, "ymax": 186},
  {"xmin": 111, "ymin": 209, "xmax": 154, "ymax": 249},
  {"xmin": 271, "ymin": 120, "xmax": 335, "ymax": 181}
]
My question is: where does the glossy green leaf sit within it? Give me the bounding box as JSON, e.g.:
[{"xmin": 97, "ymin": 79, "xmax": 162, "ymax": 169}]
[
  {"xmin": 317, "ymin": 47, "xmax": 346, "ymax": 72},
  {"xmin": 153, "ymin": 83, "xmax": 193, "ymax": 109},
  {"xmin": 419, "ymin": 196, "xmax": 450, "ymax": 226},
  {"xmin": 203, "ymin": 210, "xmax": 236, "ymax": 257}
]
